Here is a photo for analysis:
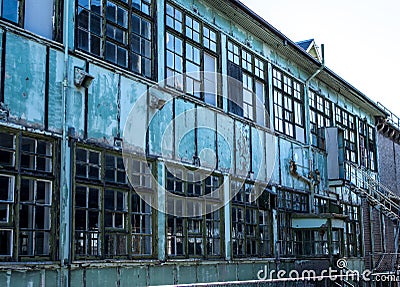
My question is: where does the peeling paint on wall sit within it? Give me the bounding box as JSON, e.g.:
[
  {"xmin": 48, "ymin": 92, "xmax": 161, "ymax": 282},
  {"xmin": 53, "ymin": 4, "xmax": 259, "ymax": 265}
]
[
  {"xmin": 87, "ymin": 65, "xmax": 119, "ymax": 143},
  {"xmin": 235, "ymin": 120, "xmax": 250, "ymax": 177},
  {"xmin": 4, "ymin": 33, "xmax": 46, "ymax": 126},
  {"xmin": 174, "ymin": 98, "xmax": 195, "ymax": 163},
  {"xmin": 197, "ymin": 106, "xmax": 216, "ymax": 169}
]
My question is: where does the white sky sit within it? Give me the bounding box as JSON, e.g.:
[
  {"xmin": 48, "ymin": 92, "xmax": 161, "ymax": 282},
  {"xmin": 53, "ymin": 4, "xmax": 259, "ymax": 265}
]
[{"xmin": 241, "ymin": 0, "xmax": 400, "ymax": 118}]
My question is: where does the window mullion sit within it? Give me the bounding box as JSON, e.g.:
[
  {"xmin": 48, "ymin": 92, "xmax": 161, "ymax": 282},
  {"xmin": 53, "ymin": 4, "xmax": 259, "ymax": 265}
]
[{"xmin": 100, "ymin": 0, "xmax": 107, "ymax": 58}]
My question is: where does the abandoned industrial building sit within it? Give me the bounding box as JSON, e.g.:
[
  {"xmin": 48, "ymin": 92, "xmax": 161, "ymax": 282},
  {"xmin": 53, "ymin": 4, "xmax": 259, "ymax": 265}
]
[{"xmin": 0, "ymin": 0, "xmax": 399, "ymax": 286}]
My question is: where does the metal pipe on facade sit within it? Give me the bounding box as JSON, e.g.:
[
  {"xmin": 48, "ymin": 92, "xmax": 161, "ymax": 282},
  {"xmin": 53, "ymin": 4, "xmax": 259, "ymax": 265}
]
[
  {"xmin": 59, "ymin": 0, "xmax": 70, "ymax": 286},
  {"xmin": 304, "ymin": 44, "xmax": 325, "ymax": 212}
]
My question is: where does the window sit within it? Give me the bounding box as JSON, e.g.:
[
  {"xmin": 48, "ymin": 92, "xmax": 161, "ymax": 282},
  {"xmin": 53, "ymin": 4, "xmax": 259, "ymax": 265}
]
[
  {"xmin": 74, "ymin": 147, "xmax": 154, "ymax": 258},
  {"xmin": 1, "ymin": 0, "xmax": 61, "ymax": 40},
  {"xmin": 21, "ymin": 137, "xmax": 53, "ymax": 173},
  {"xmin": 277, "ymin": 189, "xmax": 308, "ymax": 213},
  {"xmin": 76, "ymin": 0, "xmax": 154, "ymax": 78},
  {"xmin": 294, "ymin": 230, "xmax": 328, "ymax": 256},
  {"xmin": 231, "ymin": 180, "xmax": 272, "ymax": 257},
  {"xmin": 227, "ymin": 41, "xmax": 267, "ymax": 125},
  {"xmin": 343, "ymin": 204, "xmax": 361, "ymax": 257},
  {"xmin": 0, "ymin": 175, "xmax": 14, "ymax": 224},
  {"xmin": 166, "ymin": 3, "xmax": 219, "ymax": 106},
  {"xmin": 131, "ymin": 192, "xmax": 152, "ymax": 255},
  {"xmin": 367, "ymin": 126, "xmax": 376, "ymax": 171},
  {"xmin": 335, "ymin": 106, "xmax": 357, "ymax": 163},
  {"xmin": 166, "ymin": 167, "xmax": 222, "ymax": 258},
  {"xmin": 277, "ymin": 212, "xmax": 293, "ymax": 256},
  {"xmin": 277, "ymin": 189, "xmax": 309, "ymax": 256},
  {"xmin": 0, "ymin": 131, "xmax": 15, "ymax": 167},
  {"xmin": 359, "ymin": 121, "xmax": 376, "ymax": 171},
  {"xmin": 0, "ymin": 130, "xmax": 56, "ymax": 261},
  {"xmin": 19, "ymin": 178, "xmax": 52, "ymax": 257},
  {"xmin": 313, "ymin": 196, "xmax": 328, "ymax": 214},
  {"xmin": 273, "ymin": 68, "xmax": 304, "ymax": 140},
  {"xmin": 309, "ymin": 90, "xmax": 332, "ymax": 148}
]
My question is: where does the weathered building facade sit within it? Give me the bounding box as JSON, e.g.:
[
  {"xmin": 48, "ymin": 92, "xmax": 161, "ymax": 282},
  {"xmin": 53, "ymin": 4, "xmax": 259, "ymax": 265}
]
[{"xmin": 0, "ymin": 0, "xmax": 398, "ymax": 286}]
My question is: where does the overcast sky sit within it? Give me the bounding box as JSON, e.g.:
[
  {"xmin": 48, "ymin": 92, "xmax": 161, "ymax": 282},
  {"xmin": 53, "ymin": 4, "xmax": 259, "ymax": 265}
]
[{"xmin": 241, "ymin": 0, "xmax": 400, "ymax": 118}]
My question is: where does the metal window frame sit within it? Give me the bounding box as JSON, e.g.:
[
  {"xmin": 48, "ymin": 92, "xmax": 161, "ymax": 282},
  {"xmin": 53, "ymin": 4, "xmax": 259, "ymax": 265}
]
[
  {"xmin": 272, "ymin": 67, "xmax": 304, "ymax": 139},
  {"xmin": 75, "ymin": 0, "xmax": 156, "ymax": 79},
  {"xmin": 227, "ymin": 39, "xmax": 268, "ymax": 123},
  {"xmin": 165, "ymin": 1, "xmax": 221, "ymax": 107},
  {"xmin": 72, "ymin": 143, "xmax": 156, "ymax": 260},
  {"xmin": 231, "ymin": 179, "xmax": 273, "ymax": 258},
  {"xmin": 0, "ymin": 128, "xmax": 57, "ymax": 262},
  {"xmin": 165, "ymin": 165, "xmax": 224, "ymax": 259}
]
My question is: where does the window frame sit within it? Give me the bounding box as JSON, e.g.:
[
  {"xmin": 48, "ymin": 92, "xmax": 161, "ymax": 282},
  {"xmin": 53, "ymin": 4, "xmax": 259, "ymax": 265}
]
[
  {"xmin": 272, "ymin": 68, "xmax": 304, "ymax": 140},
  {"xmin": 230, "ymin": 180, "xmax": 273, "ymax": 258},
  {"xmin": 165, "ymin": 2, "xmax": 221, "ymax": 107},
  {"xmin": 335, "ymin": 106, "xmax": 357, "ymax": 163},
  {"xmin": 0, "ymin": 129, "xmax": 57, "ymax": 262},
  {"xmin": 343, "ymin": 203, "xmax": 362, "ymax": 257},
  {"xmin": 277, "ymin": 189, "xmax": 309, "ymax": 213},
  {"xmin": 73, "ymin": 144, "xmax": 156, "ymax": 260},
  {"xmin": 0, "ymin": 0, "xmax": 63, "ymax": 41},
  {"xmin": 309, "ymin": 90, "xmax": 333, "ymax": 149},
  {"xmin": 358, "ymin": 120, "xmax": 376, "ymax": 171},
  {"xmin": 293, "ymin": 229, "xmax": 329, "ymax": 257},
  {"xmin": 76, "ymin": 0, "xmax": 155, "ymax": 79},
  {"xmin": 227, "ymin": 40, "xmax": 268, "ymax": 126},
  {"xmin": 165, "ymin": 166, "xmax": 223, "ymax": 259}
]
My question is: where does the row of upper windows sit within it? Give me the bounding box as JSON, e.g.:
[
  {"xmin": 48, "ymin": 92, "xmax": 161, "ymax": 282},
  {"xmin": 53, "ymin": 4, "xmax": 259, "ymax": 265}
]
[{"xmin": 0, "ymin": 1, "xmax": 376, "ymax": 163}]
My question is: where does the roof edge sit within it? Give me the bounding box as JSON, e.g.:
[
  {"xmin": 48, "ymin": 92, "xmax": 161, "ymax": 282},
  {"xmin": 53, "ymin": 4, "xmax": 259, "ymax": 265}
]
[{"xmin": 229, "ymin": 0, "xmax": 387, "ymax": 117}]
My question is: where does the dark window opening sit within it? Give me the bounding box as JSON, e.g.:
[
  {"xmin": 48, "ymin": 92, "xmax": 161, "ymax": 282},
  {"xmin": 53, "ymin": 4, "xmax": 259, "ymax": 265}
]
[
  {"xmin": 73, "ymin": 146, "xmax": 154, "ymax": 259},
  {"xmin": 231, "ymin": 180, "xmax": 272, "ymax": 258},
  {"xmin": 166, "ymin": 166, "xmax": 222, "ymax": 258}
]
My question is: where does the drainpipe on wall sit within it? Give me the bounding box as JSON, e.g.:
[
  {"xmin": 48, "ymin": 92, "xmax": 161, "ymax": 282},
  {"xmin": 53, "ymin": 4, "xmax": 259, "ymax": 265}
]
[
  {"xmin": 304, "ymin": 44, "xmax": 325, "ymax": 212},
  {"xmin": 59, "ymin": 0, "xmax": 71, "ymax": 286}
]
